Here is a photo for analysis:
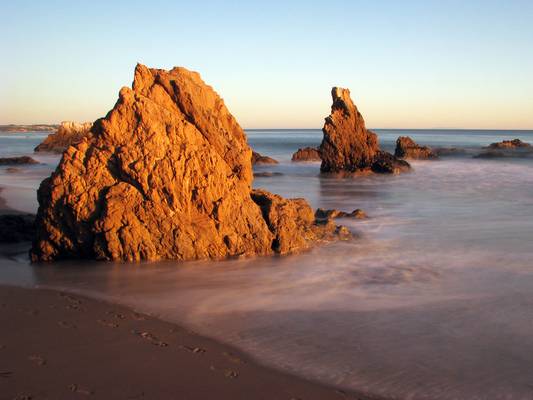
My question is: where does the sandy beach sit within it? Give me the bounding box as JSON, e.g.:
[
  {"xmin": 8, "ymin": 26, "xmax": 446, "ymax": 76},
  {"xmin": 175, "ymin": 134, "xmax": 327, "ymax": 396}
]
[{"xmin": 0, "ymin": 285, "xmax": 374, "ymax": 400}]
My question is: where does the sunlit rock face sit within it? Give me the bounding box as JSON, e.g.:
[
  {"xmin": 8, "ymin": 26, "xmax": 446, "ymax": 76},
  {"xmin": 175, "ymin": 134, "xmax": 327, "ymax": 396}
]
[
  {"xmin": 395, "ymin": 136, "xmax": 437, "ymax": 159},
  {"xmin": 319, "ymin": 87, "xmax": 409, "ymax": 174},
  {"xmin": 291, "ymin": 147, "xmax": 321, "ymax": 162},
  {"xmin": 34, "ymin": 121, "xmax": 93, "ymax": 153},
  {"xmin": 31, "ymin": 64, "xmax": 345, "ymax": 262},
  {"xmin": 252, "ymin": 151, "xmax": 278, "ymax": 165}
]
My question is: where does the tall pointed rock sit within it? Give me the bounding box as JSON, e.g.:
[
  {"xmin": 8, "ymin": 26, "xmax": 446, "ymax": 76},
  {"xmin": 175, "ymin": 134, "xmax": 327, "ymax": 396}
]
[{"xmin": 319, "ymin": 87, "xmax": 409, "ymax": 174}]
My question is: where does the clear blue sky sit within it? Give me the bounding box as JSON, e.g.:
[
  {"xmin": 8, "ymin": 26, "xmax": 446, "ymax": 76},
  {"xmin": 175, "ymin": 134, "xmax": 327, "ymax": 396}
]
[{"xmin": 1, "ymin": 0, "xmax": 532, "ymax": 129}]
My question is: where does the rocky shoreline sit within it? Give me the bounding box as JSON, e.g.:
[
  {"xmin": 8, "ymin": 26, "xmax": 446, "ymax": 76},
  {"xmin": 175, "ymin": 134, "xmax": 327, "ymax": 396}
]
[{"xmin": 31, "ymin": 65, "xmax": 349, "ymax": 263}]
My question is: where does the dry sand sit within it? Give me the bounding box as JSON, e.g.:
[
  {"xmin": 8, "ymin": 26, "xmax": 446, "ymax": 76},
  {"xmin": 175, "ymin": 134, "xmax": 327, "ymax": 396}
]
[{"xmin": 0, "ymin": 285, "xmax": 375, "ymax": 400}]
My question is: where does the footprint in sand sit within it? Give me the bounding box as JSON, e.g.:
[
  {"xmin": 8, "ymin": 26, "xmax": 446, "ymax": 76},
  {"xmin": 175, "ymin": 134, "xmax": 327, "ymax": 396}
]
[
  {"xmin": 107, "ymin": 310, "xmax": 125, "ymax": 320},
  {"xmin": 335, "ymin": 389, "xmax": 354, "ymax": 398},
  {"xmin": 22, "ymin": 308, "xmax": 39, "ymax": 316},
  {"xmin": 28, "ymin": 355, "xmax": 47, "ymax": 366},
  {"xmin": 209, "ymin": 365, "xmax": 239, "ymax": 379},
  {"xmin": 179, "ymin": 345, "xmax": 206, "ymax": 354},
  {"xmin": 130, "ymin": 312, "xmax": 146, "ymax": 321},
  {"xmin": 59, "ymin": 293, "xmax": 82, "ymax": 305},
  {"xmin": 68, "ymin": 384, "xmax": 93, "ymax": 395},
  {"xmin": 222, "ymin": 352, "xmax": 245, "ymax": 364},
  {"xmin": 97, "ymin": 319, "xmax": 119, "ymax": 328},
  {"xmin": 224, "ymin": 370, "xmax": 239, "ymax": 379},
  {"xmin": 131, "ymin": 330, "xmax": 168, "ymax": 347},
  {"xmin": 58, "ymin": 321, "xmax": 76, "ymax": 329},
  {"xmin": 126, "ymin": 392, "xmax": 145, "ymax": 399}
]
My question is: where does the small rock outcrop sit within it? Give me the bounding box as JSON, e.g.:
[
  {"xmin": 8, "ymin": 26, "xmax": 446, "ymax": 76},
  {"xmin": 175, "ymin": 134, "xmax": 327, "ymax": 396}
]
[
  {"xmin": 252, "ymin": 151, "xmax": 278, "ymax": 165},
  {"xmin": 31, "ymin": 65, "xmax": 346, "ymax": 262},
  {"xmin": 475, "ymin": 139, "xmax": 533, "ymax": 158},
  {"xmin": 0, "ymin": 156, "xmax": 39, "ymax": 165},
  {"xmin": 254, "ymin": 172, "xmax": 283, "ymax": 178},
  {"xmin": 315, "ymin": 208, "xmax": 366, "ymax": 220},
  {"xmin": 395, "ymin": 136, "xmax": 437, "ymax": 159},
  {"xmin": 488, "ymin": 139, "xmax": 531, "ymax": 149},
  {"xmin": 319, "ymin": 88, "xmax": 410, "ymax": 174},
  {"xmin": 251, "ymin": 190, "xmax": 348, "ymax": 254},
  {"xmin": 371, "ymin": 151, "xmax": 411, "ymax": 173},
  {"xmin": 0, "ymin": 214, "xmax": 36, "ymax": 243},
  {"xmin": 434, "ymin": 147, "xmax": 467, "ymax": 157},
  {"xmin": 34, "ymin": 121, "xmax": 93, "ymax": 153},
  {"xmin": 291, "ymin": 147, "xmax": 322, "ymax": 162}
]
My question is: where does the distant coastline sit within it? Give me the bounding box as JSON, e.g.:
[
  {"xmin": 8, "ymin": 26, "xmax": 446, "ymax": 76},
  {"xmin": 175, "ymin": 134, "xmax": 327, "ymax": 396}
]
[{"xmin": 0, "ymin": 124, "xmax": 58, "ymax": 133}]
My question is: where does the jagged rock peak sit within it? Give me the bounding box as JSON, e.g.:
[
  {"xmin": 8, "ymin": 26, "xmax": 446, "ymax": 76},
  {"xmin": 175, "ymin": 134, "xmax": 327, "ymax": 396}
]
[
  {"xmin": 31, "ymin": 64, "xmax": 346, "ymax": 262},
  {"xmin": 319, "ymin": 87, "xmax": 409, "ymax": 174}
]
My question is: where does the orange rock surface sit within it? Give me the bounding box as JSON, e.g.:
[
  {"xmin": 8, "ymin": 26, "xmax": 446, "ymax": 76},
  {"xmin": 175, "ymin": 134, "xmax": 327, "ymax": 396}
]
[
  {"xmin": 31, "ymin": 65, "xmax": 344, "ymax": 262},
  {"xmin": 395, "ymin": 136, "xmax": 437, "ymax": 159}
]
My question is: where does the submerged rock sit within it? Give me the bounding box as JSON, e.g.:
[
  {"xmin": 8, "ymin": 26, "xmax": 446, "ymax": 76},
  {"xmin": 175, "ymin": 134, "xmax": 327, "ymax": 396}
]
[
  {"xmin": 251, "ymin": 190, "xmax": 348, "ymax": 254},
  {"xmin": 319, "ymin": 88, "xmax": 409, "ymax": 174},
  {"xmin": 254, "ymin": 172, "xmax": 284, "ymax": 178},
  {"xmin": 291, "ymin": 147, "xmax": 322, "ymax": 162},
  {"xmin": 0, "ymin": 156, "xmax": 39, "ymax": 165},
  {"xmin": 315, "ymin": 208, "xmax": 367, "ymax": 220},
  {"xmin": 371, "ymin": 151, "xmax": 411, "ymax": 174},
  {"xmin": 0, "ymin": 214, "xmax": 36, "ymax": 243},
  {"xmin": 488, "ymin": 139, "xmax": 531, "ymax": 149},
  {"xmin": 475, "ymin": 139, "xmax": 533, "ymax": 159},
  {"xmin": 31, "ymin": 64, "xmax": 346, "ymax": 262},
  {"xmin": 434, "ymin": 147, "xmax": 467, "ymax": 157},
  {"xmin": 394, "ymin": 136, "xmax": 437, "ymax": 159},
  {"xmin": 34, "ymin": 121, "xmax": 93, "ymax": 153},
  {"xmin": 252, "ymin": 151, "xmax": 278, "ymax": 165}
]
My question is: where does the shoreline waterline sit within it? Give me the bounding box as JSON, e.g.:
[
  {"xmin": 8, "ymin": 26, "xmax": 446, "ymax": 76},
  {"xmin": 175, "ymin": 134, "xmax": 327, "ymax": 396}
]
[
  {"xmin": 0, "ymin": 283, "xmax": 378, "ymax": 400},
  {"xmin": 2, "ymin": 129, "xmax": 533, "ymax": 399}
]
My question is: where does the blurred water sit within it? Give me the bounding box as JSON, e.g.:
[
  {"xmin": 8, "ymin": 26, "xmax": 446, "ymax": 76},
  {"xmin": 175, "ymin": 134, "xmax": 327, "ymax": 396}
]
[{"xmin": 2, "ymin": 129, "xmax": 533, "ymax": 399}]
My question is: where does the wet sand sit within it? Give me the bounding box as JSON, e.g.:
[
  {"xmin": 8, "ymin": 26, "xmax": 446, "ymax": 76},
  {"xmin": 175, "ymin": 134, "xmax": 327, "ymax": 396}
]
[
  {"xmin": 0, "ymin": 285, "xmax": 375, "ymax": 400},
  {"xmin": 0, "ymin": 187, "xmax": 15, "ymax": 214}
]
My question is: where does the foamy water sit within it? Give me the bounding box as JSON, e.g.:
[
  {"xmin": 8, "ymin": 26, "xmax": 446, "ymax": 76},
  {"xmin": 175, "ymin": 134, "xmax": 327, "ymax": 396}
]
[{"xmin": 2, "ymin": 129, "xmax": 533, "ymax": 399}]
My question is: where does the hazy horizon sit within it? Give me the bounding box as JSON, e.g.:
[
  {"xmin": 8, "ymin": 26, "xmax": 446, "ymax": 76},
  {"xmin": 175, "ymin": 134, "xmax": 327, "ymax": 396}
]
[{"xmin": 1, "ymin": 0, "xmax": 532, "ymax": 129}]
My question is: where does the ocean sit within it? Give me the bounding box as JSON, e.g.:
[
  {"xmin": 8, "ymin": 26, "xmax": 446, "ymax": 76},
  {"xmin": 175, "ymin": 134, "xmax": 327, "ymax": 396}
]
[{"xmin": 2, "ymin": 129, "xmax": 533, "ymax": 399}]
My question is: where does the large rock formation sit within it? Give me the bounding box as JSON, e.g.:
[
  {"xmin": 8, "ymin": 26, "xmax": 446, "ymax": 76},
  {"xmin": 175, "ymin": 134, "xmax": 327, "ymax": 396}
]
[
  {"xmin": 34, "ymin": 121, "xmax": 93, "ymax": 153},
  {"xmin": 395, "ymin": 136, "xmax": 437, "ymax": 159},
  {"xmin": 291, "ymin": 147, "xmax": 322, "ymax": 162},
  {"xmin": 319, "ymin": 88, "xmax": 409, "ymax": 174},
  {"xmin": 31, "ymin": 64, "xmax": 345, "ymax": 262}
]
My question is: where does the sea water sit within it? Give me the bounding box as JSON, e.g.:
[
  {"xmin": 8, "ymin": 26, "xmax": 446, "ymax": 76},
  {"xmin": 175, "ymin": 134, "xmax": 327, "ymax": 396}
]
[{"xmin": 2, "ymin": 129, "xmax": 533, "ymax": 399}]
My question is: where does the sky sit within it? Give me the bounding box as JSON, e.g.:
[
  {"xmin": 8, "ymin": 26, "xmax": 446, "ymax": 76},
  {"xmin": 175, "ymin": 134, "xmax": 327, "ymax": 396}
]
[{"xmin": 1, "ymin": 0, "xmax": 532, "ymax": 129}]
